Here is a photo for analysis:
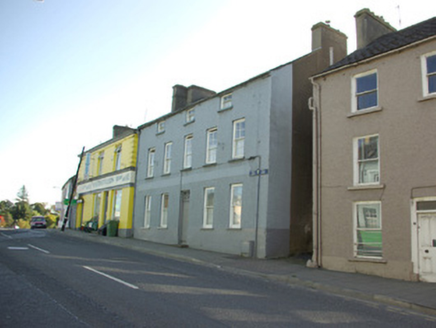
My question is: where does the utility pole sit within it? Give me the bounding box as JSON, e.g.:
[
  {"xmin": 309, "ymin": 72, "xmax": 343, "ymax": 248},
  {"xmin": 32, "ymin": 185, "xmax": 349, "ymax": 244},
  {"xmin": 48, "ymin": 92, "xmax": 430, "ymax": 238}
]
[{"xmin": 61, "ymin": 147, "xmax": 85, "ymax": 232}]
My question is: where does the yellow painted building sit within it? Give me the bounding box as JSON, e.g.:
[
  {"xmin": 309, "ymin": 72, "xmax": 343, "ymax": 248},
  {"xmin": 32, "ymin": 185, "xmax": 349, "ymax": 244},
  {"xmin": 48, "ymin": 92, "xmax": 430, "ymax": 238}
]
[{"xmin": 75, "ymin": 126, "xmax": 138, "ymax": 237}]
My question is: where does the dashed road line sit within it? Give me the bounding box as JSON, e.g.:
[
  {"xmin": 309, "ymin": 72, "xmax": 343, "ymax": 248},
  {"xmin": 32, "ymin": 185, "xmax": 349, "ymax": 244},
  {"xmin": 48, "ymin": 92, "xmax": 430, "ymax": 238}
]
[
  {"xmin": 83, "ymin": 266, "xmax": 139, "ymax": 290},
  {"xmin": 7, "ymin": 247, "xmax": 29, "ymax": 250},
  {"xmin": 28, "ymin": 244, "xmax": 50, "ymax": 254}
]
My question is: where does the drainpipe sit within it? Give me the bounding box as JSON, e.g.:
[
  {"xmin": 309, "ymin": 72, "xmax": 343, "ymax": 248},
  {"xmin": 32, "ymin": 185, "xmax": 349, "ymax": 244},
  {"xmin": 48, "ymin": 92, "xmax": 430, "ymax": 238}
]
[
  {"xmin": 308, "ymin": 78, "xmax": 322, "ymax": 268},
  {"xmin": 248, "ymin": 155, "xmax": 262, "ymax": 258}
]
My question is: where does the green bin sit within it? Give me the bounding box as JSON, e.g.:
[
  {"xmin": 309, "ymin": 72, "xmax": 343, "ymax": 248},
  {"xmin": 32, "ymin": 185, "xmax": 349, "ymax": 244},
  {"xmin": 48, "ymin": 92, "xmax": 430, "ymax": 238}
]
[{"xmin": 107, "ymin": 220, "xmax": 119, "ymax": 237}]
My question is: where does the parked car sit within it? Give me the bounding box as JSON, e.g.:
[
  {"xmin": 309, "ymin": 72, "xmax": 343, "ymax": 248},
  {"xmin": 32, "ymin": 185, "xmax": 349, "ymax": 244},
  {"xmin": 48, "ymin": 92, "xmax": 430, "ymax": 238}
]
[{"xmin": 30, "ymin": 216, "xmax": 47, "ymax": 229}]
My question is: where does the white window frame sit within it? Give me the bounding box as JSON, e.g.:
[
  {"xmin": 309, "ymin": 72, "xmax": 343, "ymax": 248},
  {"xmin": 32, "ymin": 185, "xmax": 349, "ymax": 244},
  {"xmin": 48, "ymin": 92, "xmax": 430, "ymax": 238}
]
[
  {"xmin": 163, "ymin": 142, "xmax": 172, "ymax": 174},
  {"xmin": 183, "ymin": 135, "xmax": 193, "ymax": 169},
  {"xmin": 203, "ymin": 187, "xmax": 215, "ymax": 228},
  {"xmin": 93, "ymin": 192, "xmax": 101, "ymax": 218},
  {"xmin": 232, "ymin": 118, "xmax": 245, "ymax": 159},
  {"xmin": 157, "ymin": 121, "xmax": 165, "ymax": 133},
  {"xmin": 220, "ymin": 93, "xmax": 233, "ymax": 110},
  {"xmin": 351, "ymin": 70, "xmax": 378, "ymax": 112},
  {"xmin": 353, "ymin": 134, "xmax": 380, "ymax": 186},
  {"xmin": 144, "ymin": 195, "xmax": 151, "ymax": 228},
  {"xmin": 114, "ymin": 145, "xmax": 122, "ymax": 171},
  {"xmin": 147, "ymin": 148, "xmax": 155, "ymax": 178},
  {"xmin": 186, "ymin": 108, "xmax": 195, "ymax": 123},
  {"xmin": 421, "ymin": 51, "xmax": 436, "ymax": 97},
  {"xmin": 206, "ymin": 128, "xmax": 217, "ymax": 164},
  {"xmin": 160, "ymin": 193, "xmax": 169, "ymax": 228},
  {"xmin": 229, "ymin": 183, "xmax": 243, "ymax": 229},
  {"xmin": 353, "ymin": 201, "xmax": 382, "ymax": 259}
]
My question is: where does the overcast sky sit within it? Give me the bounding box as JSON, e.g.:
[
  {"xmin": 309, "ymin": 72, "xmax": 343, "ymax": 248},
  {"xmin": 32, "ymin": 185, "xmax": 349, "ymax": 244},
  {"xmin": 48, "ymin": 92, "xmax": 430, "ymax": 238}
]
[{"xmin": 1, "ymin": 0, "xmax": 434, "ymax": 205}]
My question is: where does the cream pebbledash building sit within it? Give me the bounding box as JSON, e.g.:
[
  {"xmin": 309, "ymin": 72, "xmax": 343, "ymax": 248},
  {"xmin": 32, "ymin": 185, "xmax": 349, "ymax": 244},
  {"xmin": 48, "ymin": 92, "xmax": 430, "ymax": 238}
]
[
  {"xmin": 75, "ymin": 126, "xmax": 138, "ymax": 237},
  {"xmin": 310, "ymin": 9, "xmax": 436, "ymax": 281}
]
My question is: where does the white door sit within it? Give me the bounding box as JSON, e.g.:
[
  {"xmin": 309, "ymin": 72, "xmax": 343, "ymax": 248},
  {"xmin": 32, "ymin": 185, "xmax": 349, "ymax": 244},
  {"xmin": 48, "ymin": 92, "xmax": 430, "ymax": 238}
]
[{"xmin": 418, "ymin": 212, "xmax": 436, "ymax": 282}]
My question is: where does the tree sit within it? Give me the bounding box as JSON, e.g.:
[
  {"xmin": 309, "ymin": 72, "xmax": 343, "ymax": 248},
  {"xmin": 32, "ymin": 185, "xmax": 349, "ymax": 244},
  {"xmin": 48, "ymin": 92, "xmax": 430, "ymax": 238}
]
[
  {"xmin": 32, "ymin": 202, "xmax": 48, "ymax": 216},
  {"xmin": 16, "ymin": 185, "xmax": 29, "ymax": 203},
  {"xmin": 10, "ymin": 201, "xmax": 32, "ymax": 224}
]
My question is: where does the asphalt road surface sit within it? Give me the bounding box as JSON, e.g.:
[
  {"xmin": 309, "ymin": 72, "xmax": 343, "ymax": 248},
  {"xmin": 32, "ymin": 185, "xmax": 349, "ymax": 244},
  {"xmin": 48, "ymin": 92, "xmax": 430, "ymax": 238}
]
[{"xmin": 1, "ymin": 229, "xmax": 436, "ymax": 327}]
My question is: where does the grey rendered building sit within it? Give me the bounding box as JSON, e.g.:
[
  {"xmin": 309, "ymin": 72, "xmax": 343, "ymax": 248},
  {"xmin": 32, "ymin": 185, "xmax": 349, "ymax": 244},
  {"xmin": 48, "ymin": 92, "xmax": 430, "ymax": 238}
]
[
  {"xmin": 133, "ymin": 22, "xmax": 347, "ymax": 258},
  {"xmin": 310, "ymin": 9, "xmax": 436, "ymax": 281}
]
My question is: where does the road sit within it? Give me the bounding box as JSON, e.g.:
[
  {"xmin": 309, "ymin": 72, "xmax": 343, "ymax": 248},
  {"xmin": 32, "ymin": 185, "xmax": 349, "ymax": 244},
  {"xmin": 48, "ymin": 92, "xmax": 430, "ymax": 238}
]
[{"xmin": 1, "ymin": 229, "xmax": 435, "ymax": 328}]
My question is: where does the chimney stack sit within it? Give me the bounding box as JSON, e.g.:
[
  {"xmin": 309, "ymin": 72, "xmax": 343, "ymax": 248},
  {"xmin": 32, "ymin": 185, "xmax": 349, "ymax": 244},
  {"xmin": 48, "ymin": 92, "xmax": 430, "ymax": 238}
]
[
  {"xmin": 355, "ymin": 9, "xmax": 396, "ymax": 49},
  {"xmin": 171, "ymin": 84, "xmax": 216, "ymax": 112}
]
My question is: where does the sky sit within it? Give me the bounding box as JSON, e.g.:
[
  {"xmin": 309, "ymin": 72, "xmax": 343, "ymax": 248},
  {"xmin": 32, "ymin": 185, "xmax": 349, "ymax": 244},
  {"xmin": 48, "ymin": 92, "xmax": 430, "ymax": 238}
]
[{"xmin": 1, "ymin": 0, "xmax": 435, "ymax": 206}]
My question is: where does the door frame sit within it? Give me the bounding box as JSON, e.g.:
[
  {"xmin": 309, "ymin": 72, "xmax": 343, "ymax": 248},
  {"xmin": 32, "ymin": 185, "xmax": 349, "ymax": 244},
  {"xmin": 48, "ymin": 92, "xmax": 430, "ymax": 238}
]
[
  {"xmin": 178, "ymin": 190, "xmax": 190, "ymax": 246},
  {"xmin": 411, "ymin": 196, "xmax": 436, "ymax": 281}
]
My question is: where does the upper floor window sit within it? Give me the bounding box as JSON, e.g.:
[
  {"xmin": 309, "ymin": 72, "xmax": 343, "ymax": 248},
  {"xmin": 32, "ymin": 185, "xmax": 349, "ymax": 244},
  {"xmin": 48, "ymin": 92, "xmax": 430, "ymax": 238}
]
[
  {"xmin": 163, "ymin": 142, "xmax": 172, "ymax": 174},
  {"xmin": 220, "ymin": 93, "xmax": 233, "ymax": 110},
  {"xmin": 84, "ymin": 153, "xmax": 91, "ymax": 179},
  {"xmin": 206, "ymin": 128, "xmax": 217, "ymax": 164},
  {"xmin": 184, "ymin": 135, "xmax": 193, "ymax": 169},
  {"xmin": 97, "ymin": 151, "xmax": 105, "ymax": 176},
  {"xmin": 422, "ymin": 52, "xmax": 436, "ymax": 97},
  {"xmin": 114, "ymin": 145, "xmax": 122, "ymax": 171},
  {"xmin": 157, "ymin": 121, "xmax": 165, "ymax": 134},
  {"xmin": 232, "ymin": 119, "xmax": 245, "ymax": 159},
  {"xmin": 186, "ymin": 108, "xmax": 195, "ymax": 123},
  {"xmin": 147, "ymin": 148, "xmax": 155, "ymax": 178},
  {"xmin": 352, "ymin": 70, "xmax": 378, "ymax": 111},
  {"xmin": 354, "ymin": 135, "xmax": 379, "ymax": 185}
]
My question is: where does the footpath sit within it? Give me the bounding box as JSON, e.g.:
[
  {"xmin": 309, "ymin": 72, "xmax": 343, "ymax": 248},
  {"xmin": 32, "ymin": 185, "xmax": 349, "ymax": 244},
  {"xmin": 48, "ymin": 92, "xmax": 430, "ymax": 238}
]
[{"xmin": 58, "ymin": 229, "xmax": 436, "ymax": 317}]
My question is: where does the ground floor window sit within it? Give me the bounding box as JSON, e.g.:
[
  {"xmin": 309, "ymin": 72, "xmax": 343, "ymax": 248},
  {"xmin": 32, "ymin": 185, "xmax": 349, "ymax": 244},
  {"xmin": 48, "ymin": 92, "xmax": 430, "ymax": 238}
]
[
  {"xmin": 112, "ymin": 189, "xmax": 122, "ymax": 219},
  {"xmin": 203, "ymin": 187, "xmax": 214, "ymax": 228},
  {"xmin": 93, "ymin": 193, "xmax": 101, "ymax": 218},
  {"xmin": 230, "ymin": 184, "xmax": 243, "ymax": 229},
  {"xmin": 144, "ymin": 195, "xmax": 151, "ymax": 228},
  {"xmin": 160, "ymin": 193, "xmax": 169, "ymax": 228},
  {"xmin": 354, "ymin": 202, "xmax": 382, "ymax": 258}
]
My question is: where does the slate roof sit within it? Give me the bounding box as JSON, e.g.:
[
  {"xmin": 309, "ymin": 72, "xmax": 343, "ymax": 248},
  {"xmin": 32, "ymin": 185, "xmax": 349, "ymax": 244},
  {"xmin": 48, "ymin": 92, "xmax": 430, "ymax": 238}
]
[{"xmin": 323, "ymin": 16, "xmax": 436, "ymax": 74}]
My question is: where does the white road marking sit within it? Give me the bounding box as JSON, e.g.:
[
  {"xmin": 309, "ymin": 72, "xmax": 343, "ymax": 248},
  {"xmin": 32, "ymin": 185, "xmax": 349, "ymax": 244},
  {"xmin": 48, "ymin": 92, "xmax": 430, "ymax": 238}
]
[
  {"xmin": 7, "ymin": 247, "xmax": 29, "ymax": 250},
  {"xmin": 28, "ymin": 244, "xmax": 50, "ymax": 254},
  {"xmin": 1, "ymin": 233, "xmax": 13, "ymax": 239},
  {"xmin": 83, "ymin": 266, "xmax": 139, "ymax": 290}
]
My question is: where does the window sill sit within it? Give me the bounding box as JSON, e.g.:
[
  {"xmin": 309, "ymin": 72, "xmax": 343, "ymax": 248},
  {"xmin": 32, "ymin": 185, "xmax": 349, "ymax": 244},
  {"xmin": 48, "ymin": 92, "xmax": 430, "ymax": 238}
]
[
  {"xmin": 140, "ymin": 227, "xmax": 150, "ymax": 230},
  {"xmin": 184, "ymin": 120, "xmax": 195, "ymax": 126},
  {"xmin": 348, "ymin": 184, "xmax": 385, "ymax": 191},
  {"xmin": 418, "ymin": 94, "xmax": 436, "ymax": 102},
  {"xmin": 156, "ymin": 131, "xmax": 165, "ymax": 135},
  {"xmin": 181, "ymin": 167, "xmax": 192, "ymax": 172},
  {"xmin": 348, "ymin": 257, "xmax": 387, "ymax": 264},
  {"xmin": 348, "ymin": 106, "xmax": 383, "ymax": 118},
  {"xmin": 228, "ymin": 227, "xmax": 242, "ymax": 230},
  {"xmin": 158, "ymin": 227, "xmax": 168, "ymax": 230},
  {"xmin": 201, "ymin": 227, "xmax": 214, "ymax": 230},
  {"xmin": 203, "ymin": 163, "xmax": 217, "ymax": 168},
  {"xmin": 228, "ymin": 157, "xmax": 245, "ymax": 163},
  {"xmin": 161, "ymin": 173, "xmax": 171, "ymax": 177},
  {"xmin": 218, "ymin": 105, "xmax": 233, "ymax": 113},
  {"xmin": 145, "ymin": 176, "xmax": 154, "ymax": 180}
]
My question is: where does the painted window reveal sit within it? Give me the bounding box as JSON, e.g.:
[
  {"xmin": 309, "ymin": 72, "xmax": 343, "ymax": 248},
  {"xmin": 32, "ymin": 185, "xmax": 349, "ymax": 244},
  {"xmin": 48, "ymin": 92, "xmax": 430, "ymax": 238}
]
[
  {"xmin": 203, "ymin": 187, "xmax": 215, "ymax": 228},
  {"xmin": 163, "ymin": 142, "xmax": 172, "ymax": 174},
  {"xmin": 355, "ymin": 202, "xmax": 382, "ymax": 258},
  {"xmin": 160, "ymin": 193, "xmax": 169, "ymax": 228},
  {"xmin": 232, "ymin": 119, "xmax": 245, "ymax": 159},
  {"xmin": 97, "ymin": 151, "xmax": 105, "ymax": 176},
  {"xmin": 230, "ymin": 184, "xmax": 243, "ymax": 228},
  {"xmin": 184, "ymin": 135, "xmax": 193, "ymax": 168},
  {"xmin": 84, "ymin": 153, "xmax": 91, "ymax": 179},
  {"xmin": 93, "ymin": 193, "xmax": 101, "ymax": 218},
  {"xmin": 355, "ymin": 135, "xmax": 379, "ymax": 185},
  {"xmin": 147, "ymin": 148, "xmax": 155, "ymax": 178},
  {"xmin": 206, "ymin": 128, "xmax": 217, "ymax": 164},
  {"xmin": 144, "ymin": 195, "xmax": 151, "ymax": 228},
  {"xmin": 353, "ymin": 70, "xmax": 378, "ymax": 111}
]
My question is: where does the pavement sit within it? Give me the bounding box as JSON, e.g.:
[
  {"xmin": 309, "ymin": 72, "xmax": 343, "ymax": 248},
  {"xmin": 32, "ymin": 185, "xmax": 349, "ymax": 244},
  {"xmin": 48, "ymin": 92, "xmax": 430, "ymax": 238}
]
[{"xmin": 57, "ymin": 229, "xmax": 436, "ymax": 317}]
